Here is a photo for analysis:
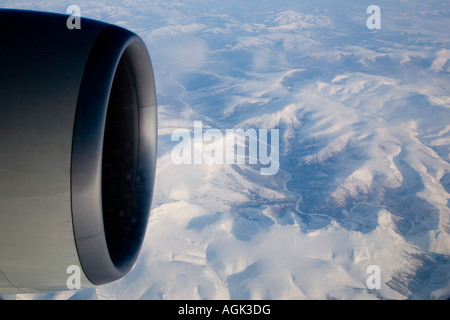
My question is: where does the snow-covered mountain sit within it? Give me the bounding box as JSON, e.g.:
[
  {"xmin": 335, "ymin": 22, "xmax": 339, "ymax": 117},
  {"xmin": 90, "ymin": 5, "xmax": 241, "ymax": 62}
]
[{"xmin": 3, "ymin": 0, "xmax": 449, "ymax": 299}]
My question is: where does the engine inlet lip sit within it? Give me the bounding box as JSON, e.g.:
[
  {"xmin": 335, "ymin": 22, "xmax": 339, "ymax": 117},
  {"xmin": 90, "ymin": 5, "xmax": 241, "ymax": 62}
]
[{"xmin": 71, "ymin": 24, "xmax": 157, "ymax": 285}]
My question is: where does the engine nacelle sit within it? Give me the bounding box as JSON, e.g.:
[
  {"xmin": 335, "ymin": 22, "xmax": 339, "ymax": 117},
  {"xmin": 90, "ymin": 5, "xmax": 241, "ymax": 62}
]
[{"xmin": 0, "ymin": 9, "xmax": 157, "ymax": 293}]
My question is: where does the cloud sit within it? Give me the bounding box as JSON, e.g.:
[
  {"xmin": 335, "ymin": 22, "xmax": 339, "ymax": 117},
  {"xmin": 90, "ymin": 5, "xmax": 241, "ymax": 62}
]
[{"xmin": 430, "ymin": 49, "xmax": 450, "ymax": 72}]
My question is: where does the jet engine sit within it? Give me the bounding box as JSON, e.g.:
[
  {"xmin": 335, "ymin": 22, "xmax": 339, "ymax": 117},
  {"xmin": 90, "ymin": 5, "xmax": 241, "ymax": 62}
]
[{"xmin": 0, "ymin": 9, "xmax": 157, "ymax": 293}]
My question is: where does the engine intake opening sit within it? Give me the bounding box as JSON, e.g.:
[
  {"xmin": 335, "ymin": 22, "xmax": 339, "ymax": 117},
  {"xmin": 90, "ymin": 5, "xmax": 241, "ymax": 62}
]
[
  {"xmin": 71, "ymin": 24, "xmax": 157, "ymax": 285},
  {"xmin": 102, "ymin": 52, "xmax": 140, "ymax": 269}
]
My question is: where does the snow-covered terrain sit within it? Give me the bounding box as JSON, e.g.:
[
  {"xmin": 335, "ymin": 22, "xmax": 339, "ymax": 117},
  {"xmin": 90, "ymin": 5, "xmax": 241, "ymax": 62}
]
[{"xmin": 2, "ymin": 0, "xmax": 449, "ymax": 299}]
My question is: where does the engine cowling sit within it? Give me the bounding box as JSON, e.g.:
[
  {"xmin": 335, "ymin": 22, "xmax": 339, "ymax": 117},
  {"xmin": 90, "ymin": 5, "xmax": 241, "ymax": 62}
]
[{"xmin": 0, "ymin": 9, "xmax": 157, "ymax": 293}]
